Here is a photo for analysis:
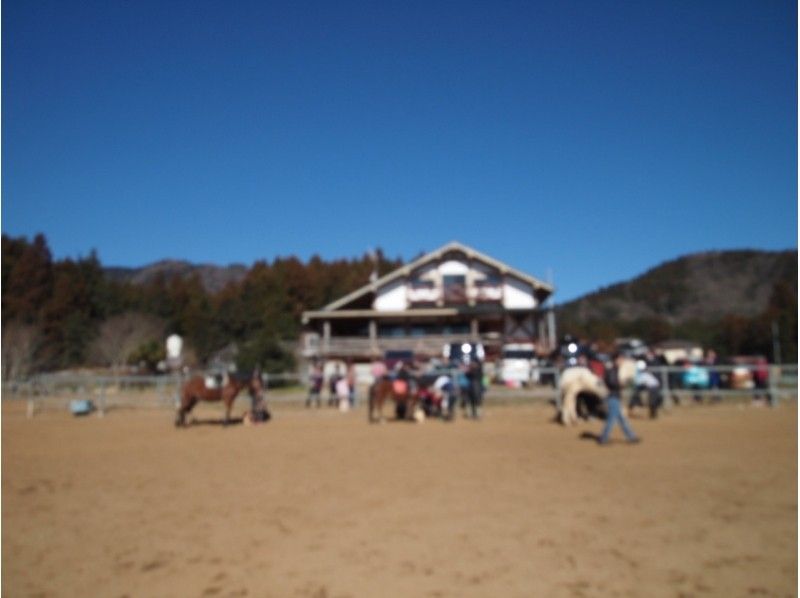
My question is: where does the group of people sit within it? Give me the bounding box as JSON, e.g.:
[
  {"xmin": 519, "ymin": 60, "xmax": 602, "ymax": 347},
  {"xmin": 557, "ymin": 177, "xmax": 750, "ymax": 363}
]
[
  {"xmin": 305, "ymin": 361, "xmax": 356, "ymax": 411},
  {"xmin": 582, "ymin": 344, "xmax": 775, "ymax": 445},
  {"xmin": 306, "ymin": 355, "xmax": 486, "ymax": 421},
  {"xmin": 412, "ymin": 357, "xmax": 485, "ymax": 421}
]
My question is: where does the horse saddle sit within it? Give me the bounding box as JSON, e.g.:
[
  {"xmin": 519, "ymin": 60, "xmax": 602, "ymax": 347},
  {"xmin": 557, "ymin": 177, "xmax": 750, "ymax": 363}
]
[{"xmin": 204, "ymin": 374, "xmax": 227, "ymax": 390}]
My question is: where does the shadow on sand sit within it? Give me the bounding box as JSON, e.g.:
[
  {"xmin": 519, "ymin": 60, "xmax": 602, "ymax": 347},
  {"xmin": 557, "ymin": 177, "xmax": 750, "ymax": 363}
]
[{"xmin": 185, "ymin": 416, "xmax": 245, "ymax": 427}]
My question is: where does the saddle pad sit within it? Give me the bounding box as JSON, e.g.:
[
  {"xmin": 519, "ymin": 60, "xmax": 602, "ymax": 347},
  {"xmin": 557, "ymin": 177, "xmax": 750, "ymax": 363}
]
[{"xmin": 205, "ymin": 374, "xmax": 228, "ymax": 389}]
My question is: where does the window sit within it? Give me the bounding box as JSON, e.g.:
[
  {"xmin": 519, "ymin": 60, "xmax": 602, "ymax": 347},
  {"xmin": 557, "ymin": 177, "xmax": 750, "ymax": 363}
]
[{"xmin": 443, "ymin": 275, "xmax": 467, "ymax": 303}]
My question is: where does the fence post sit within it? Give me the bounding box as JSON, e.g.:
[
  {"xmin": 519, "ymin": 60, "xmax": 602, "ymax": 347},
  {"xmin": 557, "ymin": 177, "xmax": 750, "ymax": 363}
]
[
  {"xmin": 660, "ymin": 367, "xmax": 672, "ymax": 409},
  {"xmin": 98, "ymin": 381, "xmax": 106, "ymax": 418},
  {"xmin": 769, "ymin": 364, "xmax": 778, "ymax": 407}
]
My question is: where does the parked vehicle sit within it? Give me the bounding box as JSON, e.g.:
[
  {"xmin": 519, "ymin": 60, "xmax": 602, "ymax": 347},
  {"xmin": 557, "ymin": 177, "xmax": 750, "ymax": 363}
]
[{"xmin": 499, "ymin": 343, "xmax": 538, "ymax": 386}]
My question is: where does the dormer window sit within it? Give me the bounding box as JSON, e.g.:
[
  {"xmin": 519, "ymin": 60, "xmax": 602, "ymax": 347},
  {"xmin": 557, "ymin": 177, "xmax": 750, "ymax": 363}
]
[{"xmin": 443, "ymin": 274, "xmax": 467, "ymax": 304}]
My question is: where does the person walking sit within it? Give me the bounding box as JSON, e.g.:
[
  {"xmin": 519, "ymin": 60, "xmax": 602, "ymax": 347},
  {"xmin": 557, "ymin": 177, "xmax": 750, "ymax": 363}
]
[{"xmin": 598, "ymin": 353, "xmax": 640, "ymax": 445}]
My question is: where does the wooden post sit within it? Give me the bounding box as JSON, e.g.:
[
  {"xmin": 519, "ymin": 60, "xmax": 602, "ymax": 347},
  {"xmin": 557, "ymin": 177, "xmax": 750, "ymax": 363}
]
[
  {"xmin": 323, "ymin": 320, "xmax": 331, "ymax": 353},
  {"xmin": 435, "ymin": 256, "xmax": 444, "ymax": 307},
  {"xmin": 547, "ymin": 308, "xmax": 557, "ymax": 351},
  {"xmin": 467, "ymin": 256, "xmax": 476, "ymax": 306},
  {"xmin": 369, "ymin": 319, "xmax": 377, "ymax": 352}
]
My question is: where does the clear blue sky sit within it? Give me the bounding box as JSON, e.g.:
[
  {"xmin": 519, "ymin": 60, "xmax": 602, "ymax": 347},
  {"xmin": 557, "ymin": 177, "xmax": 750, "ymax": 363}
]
[{"xmin": 3, "ymin": 0, "xmax": 797, "ymax": 302}]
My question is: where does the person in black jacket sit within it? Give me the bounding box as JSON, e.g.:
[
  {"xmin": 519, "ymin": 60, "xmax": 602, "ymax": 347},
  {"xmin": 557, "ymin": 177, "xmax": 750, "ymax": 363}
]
[{"xmin": 598, "ymin": 353, "xmax": 640, "ymax": 445}]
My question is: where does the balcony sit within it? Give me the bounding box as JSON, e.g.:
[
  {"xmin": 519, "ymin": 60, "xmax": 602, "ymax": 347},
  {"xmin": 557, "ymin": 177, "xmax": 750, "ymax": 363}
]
[
  {"xmin": 407, "ymin": 283, "xmax": 441, "ymax": 305},
  {"xmin": 312, "ymin": 334, "xmax": 503, "ymax": 358},
  {"xmin": 471, "ymin": 283, "xmax": 503, "ymax": 303}
]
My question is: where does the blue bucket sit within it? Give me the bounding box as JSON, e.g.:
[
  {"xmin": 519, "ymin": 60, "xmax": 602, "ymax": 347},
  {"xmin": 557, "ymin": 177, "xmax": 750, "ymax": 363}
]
[{"xmin": 69, "ymin": 399, "xmax": 95, "ymax": 416}]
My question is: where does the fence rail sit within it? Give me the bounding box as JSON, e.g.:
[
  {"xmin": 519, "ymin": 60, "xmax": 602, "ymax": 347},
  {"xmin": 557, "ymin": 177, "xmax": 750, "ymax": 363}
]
[{"xmin": 2, "ymin": 363, "xmax": 796, "ymax": 418}]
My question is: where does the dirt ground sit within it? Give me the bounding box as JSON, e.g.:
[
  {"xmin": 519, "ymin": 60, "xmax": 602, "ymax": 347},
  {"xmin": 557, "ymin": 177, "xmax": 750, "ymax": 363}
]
[{"xmin": 2, "ymin": 398, "xmax": 797, "ymax": 598}]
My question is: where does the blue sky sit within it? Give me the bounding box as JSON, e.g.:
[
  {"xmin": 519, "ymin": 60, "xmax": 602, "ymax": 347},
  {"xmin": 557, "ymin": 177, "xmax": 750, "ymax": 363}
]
[{"xmin": 3, "ymin": 0, "xmax": 797, "ymax": 302}]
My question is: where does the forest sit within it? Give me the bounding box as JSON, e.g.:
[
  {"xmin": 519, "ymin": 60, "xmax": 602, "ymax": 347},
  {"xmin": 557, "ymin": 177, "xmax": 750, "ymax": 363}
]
[
  {"xmin": 1, "ymin": 233, "xmax": 402, "ymax": 379},
  {"xmin": 2, "ymin": 233, "xmax": 796, "ymax": 380}
]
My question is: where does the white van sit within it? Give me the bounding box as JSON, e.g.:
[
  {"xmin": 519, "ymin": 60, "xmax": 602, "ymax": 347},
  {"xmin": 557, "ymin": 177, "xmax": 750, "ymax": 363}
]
[{"xmin": 499, "ymin": 343, "xmax": 538, "ymax": 386}]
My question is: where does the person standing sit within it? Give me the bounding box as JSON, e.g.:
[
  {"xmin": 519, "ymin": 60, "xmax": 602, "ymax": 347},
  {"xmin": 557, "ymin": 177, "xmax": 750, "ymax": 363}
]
[
  {"xmin": 306, "ymin": 361, "xmax": 323, "ymax": 408},
  {"xmin": 346, "ymin": 360, "xmax": 357, "ymax": 407},
  {"xmin": 465, "ymin": 358, "xmax": 484, "ymax": 420},
  {"xmin": 598, "ymin": 353, "xmax": 640, "ymax": 445}
]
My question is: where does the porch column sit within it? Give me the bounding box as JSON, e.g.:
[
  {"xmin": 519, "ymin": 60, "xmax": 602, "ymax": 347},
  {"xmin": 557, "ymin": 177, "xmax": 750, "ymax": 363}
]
[
  {"xmin": 547, "ymin": 308, "xmax": 556, "ymax": 351},
  {"xmin": 467, "ymin": 256, "xmax": 476, "ymax": 306},
  {"xmin": 435, "ymin": 256, "xmax": 444, "ymax": 307},
  {"xmin": 323, "ymin": 320, "xmax": 331, "ymax": 353},
  {"xmin": 369, "ymin": 319, "xmax": 377, "ymax": 353},
  {"xmin": 470, "ymin": 318, "xmax": 479, "ymax": 340}
]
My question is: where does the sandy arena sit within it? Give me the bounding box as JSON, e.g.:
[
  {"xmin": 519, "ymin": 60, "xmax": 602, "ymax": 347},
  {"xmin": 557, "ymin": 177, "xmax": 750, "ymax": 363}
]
[{"xmin": 3, "ymin": 398, "xmax": 797, "ymax": 597}]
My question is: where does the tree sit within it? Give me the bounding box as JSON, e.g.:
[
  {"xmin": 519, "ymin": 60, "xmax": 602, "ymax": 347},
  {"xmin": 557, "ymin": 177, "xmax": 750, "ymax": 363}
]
[
  {"xmin": 2, "ymin": 233, "xmax": 54, "ymax": 325},
  {"xmin": 765, "ymin": 280, "xmax": 797, "ymax": 363},
  {"xmin": 127, "ymin": 340, "xmax": 167, "ymax": 373},
  {"xmin": 39, "ymin": 254, "xmax": 107, "ymax": 368},
  {"xmin": 236, "ymin": 329, "xmax": 296, "ymax": 375},
  {"xmin": 89, "ymin": 312, "xmax": 166, "ymax": 371},
  {"xmin": 2, "ymin": 321, "xmax": 43, "ymax": 380}
]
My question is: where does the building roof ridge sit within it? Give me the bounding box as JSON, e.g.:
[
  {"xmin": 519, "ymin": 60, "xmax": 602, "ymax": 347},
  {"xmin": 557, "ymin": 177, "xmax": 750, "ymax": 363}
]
[{"xmin": 310, "ymin": 241, "xmax": 554, "ymax": 314}]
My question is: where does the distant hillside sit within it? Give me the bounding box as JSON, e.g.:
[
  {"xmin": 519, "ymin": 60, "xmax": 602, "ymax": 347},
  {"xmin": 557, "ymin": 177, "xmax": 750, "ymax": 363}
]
[
  {"xmin": 104, "ymin": 260, "xmax": 248, "ymax": 294},
  {"xmin": 557, "ymin": 250, "xmax": 797, "ymax": 325}
]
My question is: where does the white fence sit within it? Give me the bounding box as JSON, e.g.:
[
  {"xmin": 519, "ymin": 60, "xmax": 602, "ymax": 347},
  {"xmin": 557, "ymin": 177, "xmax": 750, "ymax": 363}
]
[{"xmin": 2, "ymin": 363, "xmax": 796, "ymax": 418}]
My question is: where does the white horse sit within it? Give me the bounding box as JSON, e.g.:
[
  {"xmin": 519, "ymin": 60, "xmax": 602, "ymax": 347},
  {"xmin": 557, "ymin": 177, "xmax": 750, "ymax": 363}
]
[
  {"xmin": 557, "ymin": 358, "xmax": 637, "ymax": 426},
  {"xmin": 558, "ymin": 366, "xmax": 608, "ymax": 426}
]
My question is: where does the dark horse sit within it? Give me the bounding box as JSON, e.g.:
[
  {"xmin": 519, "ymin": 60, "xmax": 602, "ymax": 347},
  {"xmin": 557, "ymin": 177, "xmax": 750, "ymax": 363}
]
[
  {"xmin": 175, "ymin": 368, "xmax": 264, "ymax": 427},
  {"xmin": 368, "ymin": 377, "xmax": 420, "ymax": 423}
]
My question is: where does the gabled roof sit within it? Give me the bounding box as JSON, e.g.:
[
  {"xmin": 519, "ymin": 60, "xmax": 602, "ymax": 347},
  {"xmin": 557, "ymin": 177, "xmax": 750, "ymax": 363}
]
[{"xmin": 318, "ymin": 241, "xmax": 554, "ymax": 313}]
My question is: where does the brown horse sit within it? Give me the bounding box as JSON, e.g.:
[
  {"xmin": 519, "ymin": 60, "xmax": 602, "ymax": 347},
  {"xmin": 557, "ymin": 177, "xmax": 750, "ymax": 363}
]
[
  {"xmin": 175, "ymin": 368, "xmax": 264, "ymax": 427},
  {"xmin": 368, "ymin": 377, "xmax": 420, "ymax": 423}
]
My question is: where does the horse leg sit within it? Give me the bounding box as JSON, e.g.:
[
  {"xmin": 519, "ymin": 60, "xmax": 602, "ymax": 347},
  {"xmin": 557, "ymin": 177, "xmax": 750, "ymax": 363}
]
[
  {"xmin": 376, "ymin": 392, "xmax": 386, "ymax": 423},
  {"xmin": 175, "ymin": 396, "xmax": 186, "ymax": 427},
  {"xmin": 367, "ymin": 385, "xmax": 376, "ymax": 423},
  {"xmin": 223, "ymin": 397, "xmax": 233, "ymax": 426},
  {"xmin": 174, "ymin": 403, "xmax": 185, "ymax": 428},
  {"xmin": 561, "ymin": 389, "xmax": 577, "ymax": 426},
  {"xmin": 175, "ymin": 395, "xmax": 197, "ymax": 427}
]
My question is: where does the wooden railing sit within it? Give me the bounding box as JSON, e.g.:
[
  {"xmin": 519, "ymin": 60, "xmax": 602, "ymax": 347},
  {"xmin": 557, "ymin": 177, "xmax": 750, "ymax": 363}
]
[{"xmin": 317, "ymin": 334, "xmax": 503, "ymax": 357}]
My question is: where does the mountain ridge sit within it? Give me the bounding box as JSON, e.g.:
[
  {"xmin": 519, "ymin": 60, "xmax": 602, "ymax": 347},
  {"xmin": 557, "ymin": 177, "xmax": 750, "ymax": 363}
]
[
  {"xmin": 104, "ymin": 249, "xmax": 797, "ymax": 323},
  {"xmin": 555, "ymin": 249, "xmax": 797, "ymax": 326}
]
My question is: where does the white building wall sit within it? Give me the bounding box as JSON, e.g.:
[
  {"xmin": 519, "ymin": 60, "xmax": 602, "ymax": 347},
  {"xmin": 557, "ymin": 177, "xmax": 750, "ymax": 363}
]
[
  {"xmin": 503, "ymin": 276, "xmax": 537, "ymax": 309},
  {"xmin": 375, "ymin": 258, "xmax": 537, "ymax": 312},
  {"xmin": 439, "ymin": 259, "xmax": 469, "ymax": 275},
  {"xmin": 374, "ymin": 279, "xmax": 408, "ymax": 311}
]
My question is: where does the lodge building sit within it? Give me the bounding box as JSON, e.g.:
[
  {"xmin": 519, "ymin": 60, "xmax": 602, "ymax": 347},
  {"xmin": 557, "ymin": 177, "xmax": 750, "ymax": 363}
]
[{"xmin": 301, "ymin": 242, "xmax": 557, "ymax": 363}]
